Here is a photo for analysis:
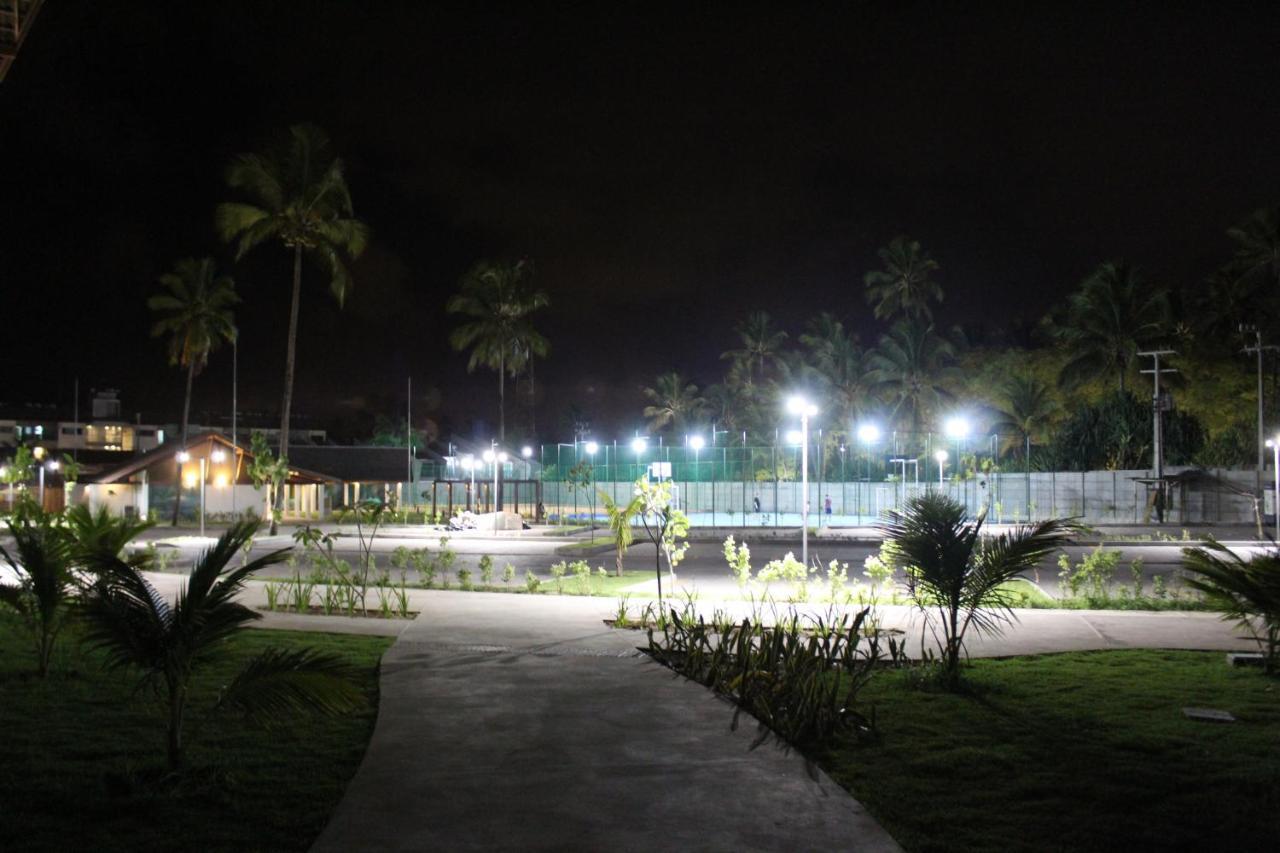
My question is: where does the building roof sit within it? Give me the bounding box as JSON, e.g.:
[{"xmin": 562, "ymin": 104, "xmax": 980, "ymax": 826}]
[
  {"xmin": 88, "ymin": 432, "xmax": 333, "ymax": 485},
  {"xmin": 286, "ymin": 446, "xmax": 412, "ymax": 484}
]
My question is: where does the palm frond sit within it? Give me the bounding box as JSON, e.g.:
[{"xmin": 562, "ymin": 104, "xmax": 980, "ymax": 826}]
[{"xmin": 215, "ymin": 647, "xmax": 365, "ymax": 722}]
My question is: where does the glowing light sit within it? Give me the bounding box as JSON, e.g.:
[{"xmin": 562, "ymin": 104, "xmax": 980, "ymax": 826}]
[
  {"xmin": 944, "ymin": 417, "xmax": 971, "ymax": 440},
  {"xmin": 46, "ymin": 460, "xmax": 59, "ymax": 471},
  {"xmin": 584, "ymin": 441, "xmax": 599, "ymax": 455},
  {"xmin": 211, "ymin": 449, "xmax": 227, "ymax": 463},
  {"xmin": 461, "ymin": 455, "xmax": 475, "ymax": 471},
  {"xmin": 521, "ymin": 446, "xmax": 533, "ymax": 458},
  {"xmin": 214, "ymin": 473, "xmax": 229, "ymax": 488},
  {"xmin": 176, "ymin": 451, "xmax": 190, "ymax": 463},
  {"xmin": 934, "ymin": 449, "xmax": 949, "ymax": 463},
  {"xmin": 497, "ymin": 451, "xmax": 508, "ymax": 463},
  {"xmin": 786, "ymin": 429, "xmax": 804, "ymax": 445},
  {"xmin": 32, "ymin": 446, "xmax": 46, "ymax": 461},
  {"xmin": 688, "ymin": 435, "xmax": 705, "ymax": 451},
  {"xmin": 786, "ymin": 395, "xmax": 818, "ymax": 417},
  {"xmin": 482, "ymin": 449, "xmax": 496, "ymax": 463},
  {"xmin": 857, "ymin": 423, "xmax": 881, "ymax": 443},
  {"xmin": 630, "ymin": 437, "xmax": 647, "ymax": 454},
  {"xmin": 183, "ymin": 473, "xmax": 197, "ymax": 489}
]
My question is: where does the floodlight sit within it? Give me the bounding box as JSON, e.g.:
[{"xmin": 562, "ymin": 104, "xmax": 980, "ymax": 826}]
[
  {"xmin": 857, "ymin": 423, "xmax": 881, "ymax": 443},
  {"xmin": 584, "ymin": 441, "xmax": 599, "ymax": 455},
  {"xmin": 176, "ymin": 451, "xmax": 190, "ymax": 463},
  {"xmin": 482, "ymin": 449, "xmax": 496, "ymax": 463},
  {"xmin": 934, "ymin": 449, "xmax": 949, "ymax": 463},
  {"xmin": 521, "ymin": 446, "xmax": 533, "ymax": 458},
  {"xmin": 786, "ymin": 429, "xmax": 803, "ymax": 445},
  {"xmin": 630, "ymin": 437, "xmax": 647, "ymax": 454},
  {"xmin": 688, "ymin": 435, "xmax": 705, "ymax": 451},
  {"xmin": 944, "ymin": 416, "xmax": 971, "ymax": 440}
]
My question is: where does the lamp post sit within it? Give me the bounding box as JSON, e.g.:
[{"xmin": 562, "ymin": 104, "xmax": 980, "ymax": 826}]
[
  {"xmin": 944, "ymin": 416, "xmax": 970, "ymax": 505},
  {"xmin": 689, "ymin": 434, "xmax": 705, "ymax": 525},
  {"xmin": 177, "ymin": 450, "xmax": 209, "ymax": 536},
  {"xmin": 787, "ymin": 395, "xmax": 818, "ymax": 566},
  {"xmin": 631, "ymin": 436, "xmax": 647, "ymax": 481},
  {"xmin": 1267, "ymin": 437, "xmax": 1280, "ymax": 541},
  {"xmin": 462, "ymin": 454, "xmax": 476, "ymax": 512},
  {"xmin": 585, "ymin": 441, "xmax": 599, "ymax": 541},
  {"xmin": 857, "ymin": 423, "xmax": 880, "ymax": 521},
  {"xmin": 934, "ymin": 449, "xmax": 949, "ymax": 486},
  {"xmin": 39, "ymin": 459, "xmax": 58, "ymax": 509}
]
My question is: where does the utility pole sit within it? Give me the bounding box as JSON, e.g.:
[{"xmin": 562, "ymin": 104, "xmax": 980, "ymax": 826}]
[
  {"xmin": 1240, "ymin": 325, "xmax": 1278, "ymax": 475},
  {"xmin": 1138, "ymin": 350, "xmax": 1177, "ymax": 522}
]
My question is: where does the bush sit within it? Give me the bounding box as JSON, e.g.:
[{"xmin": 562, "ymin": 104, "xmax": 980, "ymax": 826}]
[{"xmin": 1183, "ymin": 540, "xmax": 1280, "ymax": 674}]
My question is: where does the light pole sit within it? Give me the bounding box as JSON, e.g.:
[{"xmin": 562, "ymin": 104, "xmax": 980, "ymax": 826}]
[
  {"xmin": 857, "ymin": 423, "xmax": 880, "ymax": 521},
  {"xmin": 631, "ymin": 436, "xmax": 647, "ymax": 482},
  {"xmin": 944, "ymin": 416, "xmax": 970, "ymax": 503},
  {"xmin": 787, "ymin": 395, "xmax": 818, "ymax": 566},
  {"xmin": 1268, "ymin": 437, "xmax": 1280, "ymax": 541},
  {"xmin": 177, "ymin": 450, "xmax": 209, "ymax": 536},
  {"xmin": 689, "ymin": 434, "xmax": 705, "ymax": 525},
  {"xmin": 585, "ymin": 440, "xmax": 599, "ymax": 541},
  {"xmin": 462, "ymin": 454, "xmax": 476, "ymax": 512},
  {"xmin": 934, "ymin": 449, "xmax": 949, "ymax": 486},
  {"xmin": 39, "ymin": 459, "xmax": 58, "ymax": 509}
]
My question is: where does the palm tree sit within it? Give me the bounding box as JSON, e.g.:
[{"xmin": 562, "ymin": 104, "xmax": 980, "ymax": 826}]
[
  {"xmin": 148, "ymin": 257, "xmax": 239, "ymax": 525},
  {"xmin": 1054, "ymin": 261, "xmax": 1169, "ymax": 392},
  {"xmin": 600, "ymin": 490, "xmax": 642, "ymax": 576},
  {"xmin": 865, "ymin": 320, "xmax": 957, "ymax": 431},
  {"xmin": 1183, "ymin": 540, "xmax": 1280, "ymax": 674},
  {"xmin": 721, "ymin": 311, "xmax": 787, "ymax": 385},
  {"xmin": 802, "ymin": 314, "xmax": 868, "ymax": 426},
  {"xmin": 1227, "ymin": 205, "xmax": 1280, "ymax": 293},
  {"xmin": 880, "ymin": 492, "xmax": 1076, "ymax": 689},
  {"xmin": 863, "ymin": 236, "xmax": 943, "ymax": 321},
  {"xmin": 447, "ymin": 259, "xmax": 549, "ymax": 443},
  {"xmin": 0, "ymin": 509, "xmax": 74, "ymax": 677},
  {"xmin": 80, "ymin": 521, "xmax": 363, "ymax": 770},
  {"xmin": 215, "ymin": 123, "xmax": 368, "ymax": 527},
  {"xmin": 991, "ymin": 373, "xmax": 1058, "ymax": 469},
  {"xmin": 642, "ymin": 371, "xmax": 706, "ymax": 433}
]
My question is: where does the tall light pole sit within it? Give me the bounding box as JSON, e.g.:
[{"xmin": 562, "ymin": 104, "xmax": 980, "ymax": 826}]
[
  {"xmin": 631, "ymin": 436, "xmax": 647, "ymax": 482},
  {"xmin": 945, "ymin": 416, "xmax": 970, "ymax": 504},
  {"xmin": 857, "ymin": 423, "xmax": 880, "ymax": 521},
  {"xmin": 1138, "ymin": 350, "xmax": 1177, "ymax": 522},
  {"xmin": 934, "ymin": 449, "xmax": 948, "ymax": 485},
  {"xmin": 1242, "ymin": 326, "xmax": 1278, "ymax": 476},
  {"xmin": 689, "ymin": 435, "xmax": 704, "ymax": 524},
  {"xmin": 585, "ymin": 440, "xmax": 599, "ymax": 541},
  {"xmin": 39, "ymin": 459, "xmax": 58, "ymax": 509},
  {"xmin": 787, "ymin": 395, "xmax": 818, "ymax": 566},
  {"xmin": 462, "ymin": 454, "xmax": 476, "ymax": 512},
  {"xmin": 1268, "ymin": 437, "xmax": 1280, "ymax": 541}
]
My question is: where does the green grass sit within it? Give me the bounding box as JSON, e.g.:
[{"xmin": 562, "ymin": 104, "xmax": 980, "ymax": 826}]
[
  {"xmin": 0, "ymin": 616, "xmax": 392, "ymax": 853},
  {"xmin": 819, "ymin": 650, "xmax": 1280, "ymax": 852}
]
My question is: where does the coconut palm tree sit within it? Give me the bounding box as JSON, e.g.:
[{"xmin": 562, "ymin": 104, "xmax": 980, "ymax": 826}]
[
  {"xmin": 80, "ymin": 520, "xmax": 363, "ymax": 770},
  {"xmin": 1227, "ymin": 205, "xmax": 1280, "ymax": 293},
  {"xmin": 600, "ymin": 489, "xmax": 642, "ymax": 576},
  {"xmin": 1054, "ymin": 261, "xmax": 1169, "ymax": 392},
  {"xmin": 721, "ymin": 311, "xmax": 788, "ymax": 385},
  {"xmin": 215, "ymin": 123, "xmax": 368, "ymax": 527},
  {"xmin": 991, "ymin": 373, "xmax": 1058, "ymax": 468},
  {"xmin": 148, "ymin": 257, "xmax": 239, "ymax": 525},
  {"xmin": 447, "ymin": 259, "xmax": 549, "ymax": 443},
  {"xmin": 880, "ymin": 492, "xmax": 1076, "ymax": 689},
  {"xmin": 865, "ymin": 320, "xmax": 957, "ymax": 431},
  {"xmin": 802, "ymin": 314, "xmax": 868, "ymax": 426},
  {"xmin": 863, "ymin": 236, "xmax": 943, "ymax": 321},
  {"xmin": 0, "ymin": 509, "xmax": 74, "ymax": 677},
  {"xmin": 642, "ymin": 371, "xmax": 706, "ymax": 433}
]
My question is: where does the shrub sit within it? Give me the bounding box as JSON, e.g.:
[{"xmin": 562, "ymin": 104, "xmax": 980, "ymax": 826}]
[
  {"xmin": 524, "ymin": 570, "xmax": 541, "ymax": 593},
  {"xmin": 1183, "ymin": 540, "xmax": 1280, "ymax": 674},
  {"xmin": 478, "ymin": 555, "xmax": 494, "ymax": 587},
  {"xmin": 757, "ymin": 552, "xmax": 811, "ymax": 602},
  {"xmin": 722, "ymin": 535, "xmax": 752, "ymax": 588}
]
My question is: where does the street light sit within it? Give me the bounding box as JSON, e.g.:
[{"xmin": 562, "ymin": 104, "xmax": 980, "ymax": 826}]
[
  {"xmin": 631, "ymin": 436, "xmax": 647, "ymax": 480},
  {"xmin": 1267, "ymin": 437, "xmax": 1280, "ymax": 541},
  {"xmin": 521, "ymin": 445, "xmax": 533, "ymax": 459},
  {"xmin": 38, "ymin": 459, "xmax": 58, "ymax": 508},
  {"xmin": 461, "ymin": 454, "xmax": 476, "ymax": 511},
  {"xmin": 585, "ymin": 440, "xmax": 599, "ymax": 540},
  {"xmin": 786, "ymin": 395, "xmax": 818, "ymax": 566},
  {"xmin": 688, "ymin": 435, "xmax": 705, "ymax": 522},
  {"xmin": 944, "ymin": 416, "xmax": 971, "ymax": 440},
  {"xmin": 934, "ymin": 449, "xmax": 949, "ymax": 485}
]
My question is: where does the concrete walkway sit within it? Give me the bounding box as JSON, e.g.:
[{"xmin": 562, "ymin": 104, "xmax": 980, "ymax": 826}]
[{"xmin": 310, "ymin": 591, "xmax": 903, "ymax": 853}]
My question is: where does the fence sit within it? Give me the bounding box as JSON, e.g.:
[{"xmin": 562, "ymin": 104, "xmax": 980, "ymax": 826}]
[{"xmin": 534, "ymin": 467, "xmax": 1264, "ymax": 527}]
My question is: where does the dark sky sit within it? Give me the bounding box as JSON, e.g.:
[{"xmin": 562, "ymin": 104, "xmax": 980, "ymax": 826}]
[{"xmin": 2, "ymin": 1, "xmax": 1278, "ymax": 440}]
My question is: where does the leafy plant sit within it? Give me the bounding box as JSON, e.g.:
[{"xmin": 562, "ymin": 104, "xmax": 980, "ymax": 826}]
[
  {"xmin": 524, "ymin": 570, "xmax": 541, "ymax": 593},
  {"xmin": 633, "ymin": 478, "xmax": 691, "ymax": 605},
  {"xmin": 601, "ymin": 490, "xmax": 642, "ymax": 576},
  {"xmin": 758, "ymin": 552, "xmax": 811, "ymax": 602},
  {"xmin": 549, "ymin": 560, "xmax": 567, "ymax": 594},
  {"xmin": 722, "ymin": 535, "xmax": 752, "ymax": 588},
  {"xmin": 0, "ymin": 510, "xmax": 77, "ymax": 676},
  {"xmin": 478, "ymin": 554, "xmax": 494, "ymax": 587},
  {"xmin": 880, "ymin": 492, "xmax": 1076, "ymax": 689},
  {"xmin": 501, "ymin": 562, "xmax": 515, "ymax": 587},
  {"xmin": 572, "ymin": 559, "xmax": 592, "ymax": 594},
  {"xmin": 457, "ymin": 567, "xmax": 473, "ymax": 590},
  {"xmin": 79, "ymin": 521, "xmax": 363, "ymax": 769},
  {"xmin": 1182, "ymin": 540, "xmax": 1280, "ymax": 674}
]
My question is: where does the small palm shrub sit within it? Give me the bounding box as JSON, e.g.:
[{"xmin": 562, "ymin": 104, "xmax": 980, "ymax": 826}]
[
  {"xmin": 0, "ymin": 510, "xmax": 76, "ymax": 676},
  {"xmin": 880, "ymin": 492, "xmax": 1075, "ymax": 689},
  {"xmin": 80, "ymin": 520, "xmax": 364, "ymax": 769},
  {"xmin": 1183, "ymin": 540, "xmax": 1280, "ymax": 674}
]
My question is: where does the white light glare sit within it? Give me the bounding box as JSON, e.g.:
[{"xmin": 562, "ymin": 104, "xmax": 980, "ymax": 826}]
[
  {"xmin": 934, "ymin": 449, "xmax": 949, "ymax": 463},
  {"xmin": 584, "ymin": 441, "xmax": 599, "ymax": 455},
  {"xmin": 688, "ymin": 435, "xmax": 705, "ymax": 451},
  {"xmin": 630, "ymin": 437, "xmax": 647, "ymax": 454},
  {"xmin": 944, "ymin": 416, "xmax": 971, "ymax": 440},
  {"xmin": 857, "ymin": 423, "xmax": 881, "ymax": 443},
  {"xmin": 786, "ymin": 395, "xmax": 818, "ymax": 417},
  {"xmin": 786, "ymin": 429, "xmax": 804, "ymax": 445}
]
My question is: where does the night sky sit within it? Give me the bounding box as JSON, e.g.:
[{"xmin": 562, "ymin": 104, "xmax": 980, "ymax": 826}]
[{"xmin": 3, "ymin": 1, "xmax": 1279, "ymax": 441}]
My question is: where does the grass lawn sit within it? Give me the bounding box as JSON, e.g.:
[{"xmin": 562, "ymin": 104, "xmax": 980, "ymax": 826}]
[
  {"xmin": 0, "ymin": 618, "xmax": 391, "ymax": 853},
  {"xmin": 820, "ymin": 650, "xmax": 1280, "ymax": 852}
]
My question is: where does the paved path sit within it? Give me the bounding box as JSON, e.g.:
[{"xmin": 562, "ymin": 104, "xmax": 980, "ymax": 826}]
[{"xmin": 310, "ymin": 592, "xmax": 902, "ymax": 853}]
